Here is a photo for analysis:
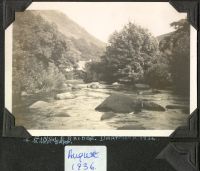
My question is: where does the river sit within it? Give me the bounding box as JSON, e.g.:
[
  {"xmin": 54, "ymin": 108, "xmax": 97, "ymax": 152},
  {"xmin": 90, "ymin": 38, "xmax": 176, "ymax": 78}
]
[{"xmin": 13, "ymin": 80, "xmax": 189, "ymax": 130}]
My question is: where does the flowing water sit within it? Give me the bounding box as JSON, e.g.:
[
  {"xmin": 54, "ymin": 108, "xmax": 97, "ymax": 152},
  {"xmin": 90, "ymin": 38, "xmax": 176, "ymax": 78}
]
[{"xmin": 13, "ymin": 80, "xmax": 189, "ymax": 130}]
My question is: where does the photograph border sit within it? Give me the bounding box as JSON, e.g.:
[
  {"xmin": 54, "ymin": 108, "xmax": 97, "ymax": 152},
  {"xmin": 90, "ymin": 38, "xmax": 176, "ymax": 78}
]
[
  {"xmin": 3, "ymin": 1, "xmax": 198, "ymax": 137},
  {"xmin": 0, "ymin": 1, "xmax": 199, "ymax": 171}
]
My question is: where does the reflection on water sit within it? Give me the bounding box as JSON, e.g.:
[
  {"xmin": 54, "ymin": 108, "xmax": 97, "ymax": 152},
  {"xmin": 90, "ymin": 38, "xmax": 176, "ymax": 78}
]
[{"xmin": 13, "ymin": 81, "xmax": 189, "ymax": 130}]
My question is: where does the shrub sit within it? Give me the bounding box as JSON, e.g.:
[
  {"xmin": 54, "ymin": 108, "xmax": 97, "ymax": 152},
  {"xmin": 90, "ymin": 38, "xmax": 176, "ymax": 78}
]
[
  {"xmin": 145, "ymin": 64, "xmax": 172, "ymax": 88},
  {"xmin": 83, "ymin": 61, "xmax": 104, "ymax": 83}
]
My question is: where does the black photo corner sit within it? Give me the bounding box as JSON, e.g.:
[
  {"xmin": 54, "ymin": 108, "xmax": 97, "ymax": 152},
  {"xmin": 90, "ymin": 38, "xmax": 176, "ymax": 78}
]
[{"xmin": 0, "ymin": 0, "xmax": 200, "ymax": 171}]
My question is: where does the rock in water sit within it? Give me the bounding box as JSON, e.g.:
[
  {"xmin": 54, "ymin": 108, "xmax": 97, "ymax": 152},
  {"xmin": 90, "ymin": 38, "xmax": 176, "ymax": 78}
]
[
  {"xmin": 95, "ymin": 93, "xmax": 165, "ymax": 113},
  {"xmin": 137, "ymin": 89, "xmax": 161, "ymax": 95},
  {"xmin": 135, "ymin": 84, "xmax": 150, "ymax": 90},
  {"xmin": 112, "ymin": 82, "xmax": 120, "ymax": 86},
  {"xmin": 90, "ymin": 84, "xmax": 99, "ymax": 89},
  {"xmin": 87, "ymin": 82, "xmax": 105, "ymax": 89},
  {"xmin": 55, "ymin": 92, "xmax": 76, "ymax": 100},
  {"xmin": 61, "ymin": 83, "xmax": 72, "ymax": 91},
  {"xmin": 87, "ymin": 82, "xmax": 99, "ymax": 88},
  {"xmin": 101, "ymin": 112, "xmax": 116, "ymax": 120},
  {"xmin": 71, "ymin": 85, "xmax": 82, "ymax": 90},
  {"xmin": 29, "ymin": 101, "xmax": 49, "ymax": 109},
  {"xmin": 95, "ymin": 94, "xmax": 141, "ymax": 113},
  {"xmin": 143, "ymin": 101, "xmax": 165, "ymax": 111}
]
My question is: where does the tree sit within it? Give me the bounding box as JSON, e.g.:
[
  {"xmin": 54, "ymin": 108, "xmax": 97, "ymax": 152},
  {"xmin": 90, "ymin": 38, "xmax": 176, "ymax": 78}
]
[
  {"xmin": 159, "ymin": 19, "xmax": 190, "ymax": 94},
  {"xmin": 100, "ymin": 22, "xmax": 160, "ymax": 84}
]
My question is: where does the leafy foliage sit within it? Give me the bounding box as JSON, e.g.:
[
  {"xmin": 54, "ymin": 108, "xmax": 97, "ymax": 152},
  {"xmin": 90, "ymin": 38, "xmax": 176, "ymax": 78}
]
[
  {"xmin": 13, "ymin": 11, "xmax": 79, "ymax": 97},
  {"xmin": 144, "ymin": 64, "xmax": 172, "ymax": 88},
  {"xmin": 13, "ymin": 10, "xmax": 189, "ymax": 102},
  {"xmin": 85, "ymin": 19, "xmax": 190, "ymax": 95},
  {"xmin": 85, "ymin": 22, "xmax": 160, "ymax": 84},
  {"xmin": 159, "ymin": 19, "xmax": 190, "ymax": 93},
  {"xmin": 84, "ymin": 61, "xmax": 105, "ymax": 83},
  {"xmin": 102, "ymin": 22, "xmax": 161, "ymax": 84}
]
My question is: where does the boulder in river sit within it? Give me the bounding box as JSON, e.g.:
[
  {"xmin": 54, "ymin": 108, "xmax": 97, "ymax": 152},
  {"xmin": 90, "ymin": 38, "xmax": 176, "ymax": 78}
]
[
  {"xmin": 112, "ymin": 82, "xmax": 120, "ymax": 86},
  {"xmin": 95, "ymin": 94, "xmax": 141, "ymax": 113},
  {"xmin": 71, "ymin": 85, "xmax": 81, "ymax": 90},
  {"xmin": 55, "ymin": 92, "xmax": 76, "ymax": 100},
  {"xmin": 95, "ymin": 93, "xmax": 165, "ymax": 113},
  {"xmin": 143, "ymin": 101, "xmax": 165, "ymax": 111},
  {"xmin": 134, "ymin": 84, "xmax": 150, "ymax": 90},
  {"xmin": 87, "ymin": 82, "xmax": 104, "ymax": 89},
  {"xmin": 29, "ymin": 101, "xmax": 49, "ymax": 109}
]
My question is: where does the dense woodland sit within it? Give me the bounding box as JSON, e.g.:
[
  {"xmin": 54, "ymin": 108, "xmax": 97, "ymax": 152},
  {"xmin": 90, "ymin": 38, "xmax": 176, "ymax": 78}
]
[{"xmin": 13, "ymin": 11, "xmax": 190, "ymax": 104}]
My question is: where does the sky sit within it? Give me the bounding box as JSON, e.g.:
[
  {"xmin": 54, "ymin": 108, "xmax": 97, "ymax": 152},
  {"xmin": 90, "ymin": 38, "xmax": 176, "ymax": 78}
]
[{"xmin": 28, "ymin": 2, "xmax": 187, "ymax": 43}]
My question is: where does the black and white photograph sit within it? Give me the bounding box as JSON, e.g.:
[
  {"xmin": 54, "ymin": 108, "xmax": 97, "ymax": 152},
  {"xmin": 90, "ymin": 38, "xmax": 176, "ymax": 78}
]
[{"xmin": 9, "ymin": 2, "xmax": 192, "ymax": 131}]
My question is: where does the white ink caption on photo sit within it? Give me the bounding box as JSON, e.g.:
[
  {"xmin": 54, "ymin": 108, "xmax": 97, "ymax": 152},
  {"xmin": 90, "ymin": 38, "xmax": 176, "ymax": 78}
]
[{"xmin": 65, "ymin": 146, "xmax": 107, "ymax": 171}]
